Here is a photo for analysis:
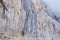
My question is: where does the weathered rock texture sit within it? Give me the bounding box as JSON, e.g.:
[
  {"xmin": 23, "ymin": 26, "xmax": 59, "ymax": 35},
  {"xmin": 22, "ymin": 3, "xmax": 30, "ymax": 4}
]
[{"xmin": 0, "ymin": 0, "xmax": 60, "ymax": 40}]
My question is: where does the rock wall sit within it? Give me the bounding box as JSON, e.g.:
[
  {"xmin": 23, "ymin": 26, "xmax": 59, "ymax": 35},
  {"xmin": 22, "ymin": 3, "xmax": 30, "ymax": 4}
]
[{"xmin": 0, "ymin": 0, "xmax": 60, "ymax": 40}]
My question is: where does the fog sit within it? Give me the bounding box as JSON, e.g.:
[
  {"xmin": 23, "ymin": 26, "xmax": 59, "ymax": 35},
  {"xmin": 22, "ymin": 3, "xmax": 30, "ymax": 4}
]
[
  {"xmin": 42, "ymin": 0, "xmax": 60, "ymax": 13},
  {"xmin": 42, "ymin": 0, "xmax": 60, "ymax": 22}
]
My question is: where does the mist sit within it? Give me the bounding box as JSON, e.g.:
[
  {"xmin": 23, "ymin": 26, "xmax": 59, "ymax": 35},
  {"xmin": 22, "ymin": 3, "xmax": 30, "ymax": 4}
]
[{"xmin": 42, "ymin": 0, "xmax": 60, "ymax": 13}]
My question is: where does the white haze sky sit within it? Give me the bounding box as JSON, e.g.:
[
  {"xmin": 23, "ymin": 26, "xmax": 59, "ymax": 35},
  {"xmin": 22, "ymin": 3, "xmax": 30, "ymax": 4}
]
[{"xmin": 42, "ymin": 0, "xmax": 60, "ymax": 13}]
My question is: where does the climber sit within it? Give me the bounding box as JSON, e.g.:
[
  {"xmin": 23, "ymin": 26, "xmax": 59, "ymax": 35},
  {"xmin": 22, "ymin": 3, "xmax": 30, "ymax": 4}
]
[
  {"xmin": 21, "ymin": 30, "xmax": 25, "ymax": 36},
  {"xmin": 0, "ymin": 0, "xmax": 8, "ymax": 19},
  {"xmin": 0, "ymin": 0, "xmax": 7, "ymax": 11}
]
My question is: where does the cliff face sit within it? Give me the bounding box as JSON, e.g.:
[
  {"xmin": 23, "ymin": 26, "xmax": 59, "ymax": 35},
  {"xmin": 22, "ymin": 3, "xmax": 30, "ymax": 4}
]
[{"xmin": 0, "ymin": 0, "xmax": 60, "ymax": 40}]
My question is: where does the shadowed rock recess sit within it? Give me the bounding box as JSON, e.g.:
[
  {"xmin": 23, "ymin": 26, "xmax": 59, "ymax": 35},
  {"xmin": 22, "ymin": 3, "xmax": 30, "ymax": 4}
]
[{"xmin": 0, "ymin": 0, "xmax": 60, "ymax": 40}]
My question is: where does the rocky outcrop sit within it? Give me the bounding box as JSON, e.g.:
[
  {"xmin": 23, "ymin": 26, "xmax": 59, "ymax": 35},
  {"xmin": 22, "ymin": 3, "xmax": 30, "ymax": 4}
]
[{"xmin": 0, "ymin": 0, "xmax": 60, "ymax": 40}]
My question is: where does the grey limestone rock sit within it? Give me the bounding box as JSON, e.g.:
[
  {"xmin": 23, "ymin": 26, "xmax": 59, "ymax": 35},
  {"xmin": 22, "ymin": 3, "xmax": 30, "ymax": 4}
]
[{"xmin": 0, "ymin": 0, "xmax": 60, "ymax": 40}]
